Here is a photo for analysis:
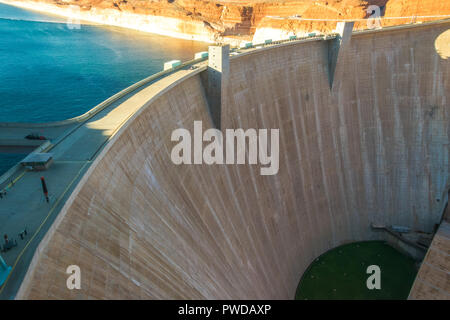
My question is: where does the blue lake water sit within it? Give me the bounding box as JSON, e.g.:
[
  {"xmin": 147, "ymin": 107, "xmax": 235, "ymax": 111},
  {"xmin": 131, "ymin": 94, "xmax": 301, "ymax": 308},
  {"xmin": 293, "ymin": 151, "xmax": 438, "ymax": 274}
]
[
  {"xmin": 0, "ymin": 153, "xmax": 27, "ymax": 177},
  {"xmin": 0, "ymin": 3, "xmax": 208, "ymax": 123},
  {"xmin": 0, "ymin": 3, "xmax": 208, "ymax": 176}
]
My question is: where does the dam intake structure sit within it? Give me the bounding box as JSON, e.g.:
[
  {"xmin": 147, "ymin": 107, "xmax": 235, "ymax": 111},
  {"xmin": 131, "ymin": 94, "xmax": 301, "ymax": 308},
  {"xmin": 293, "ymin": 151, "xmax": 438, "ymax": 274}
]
[{"xmin": 2, "ymin": 20, "xmax": 450, "ymax": 299}]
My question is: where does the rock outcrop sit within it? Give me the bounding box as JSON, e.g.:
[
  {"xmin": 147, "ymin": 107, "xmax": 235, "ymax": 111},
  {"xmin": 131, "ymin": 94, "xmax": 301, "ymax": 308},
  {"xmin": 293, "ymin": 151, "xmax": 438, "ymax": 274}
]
[{"xmin": 7, "ymin": 1, "xmax": 450, "ymax": 43}]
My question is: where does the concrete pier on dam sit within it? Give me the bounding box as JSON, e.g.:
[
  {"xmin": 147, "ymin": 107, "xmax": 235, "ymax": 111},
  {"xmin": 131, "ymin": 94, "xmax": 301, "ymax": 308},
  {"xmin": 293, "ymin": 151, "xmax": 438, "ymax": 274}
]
[{"xmin": 1, "ymin": 20, "xmax": 449, "ymax": 299}]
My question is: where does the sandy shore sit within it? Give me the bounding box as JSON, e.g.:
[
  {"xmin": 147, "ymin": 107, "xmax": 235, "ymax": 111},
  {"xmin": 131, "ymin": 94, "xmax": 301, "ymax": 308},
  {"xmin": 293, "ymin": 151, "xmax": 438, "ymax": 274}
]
[{"xmin": 0, "ymin": 0, "xmax": 222, "ymax": 44}]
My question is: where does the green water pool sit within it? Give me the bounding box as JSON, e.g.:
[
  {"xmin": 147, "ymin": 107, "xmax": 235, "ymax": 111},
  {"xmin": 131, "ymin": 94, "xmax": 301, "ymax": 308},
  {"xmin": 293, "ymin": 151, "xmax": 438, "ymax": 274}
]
[{"xmin": 295, "ymin": 241, "xmax": 418, "ymax": 300}]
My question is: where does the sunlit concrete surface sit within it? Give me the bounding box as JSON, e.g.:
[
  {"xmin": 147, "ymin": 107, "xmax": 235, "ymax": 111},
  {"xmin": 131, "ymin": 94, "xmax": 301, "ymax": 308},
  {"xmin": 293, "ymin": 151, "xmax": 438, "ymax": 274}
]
[
  {"xmin": 6, "ymin": 21, "xmax": 450, "ymax": 299},
  {"xmin": 409, "ymin": 222, "xmax": 450, "ymax": 299},
  {"xmin": 435, "ymin": 29, "xmax": 450, "ymax": 59}
]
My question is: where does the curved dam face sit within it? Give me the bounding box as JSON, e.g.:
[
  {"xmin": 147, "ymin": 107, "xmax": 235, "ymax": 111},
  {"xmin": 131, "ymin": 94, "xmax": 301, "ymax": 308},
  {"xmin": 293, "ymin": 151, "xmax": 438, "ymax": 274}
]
[{"xmin": 17, "ymin": 22, "xmax": 450, "ymax": 299}]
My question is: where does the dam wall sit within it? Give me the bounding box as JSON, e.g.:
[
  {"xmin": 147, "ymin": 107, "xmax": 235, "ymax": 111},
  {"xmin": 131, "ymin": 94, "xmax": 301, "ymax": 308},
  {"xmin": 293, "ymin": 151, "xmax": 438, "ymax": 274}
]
[{"xmin": 16, "ymin": 21, "xmax": 450, "ymax": 299}]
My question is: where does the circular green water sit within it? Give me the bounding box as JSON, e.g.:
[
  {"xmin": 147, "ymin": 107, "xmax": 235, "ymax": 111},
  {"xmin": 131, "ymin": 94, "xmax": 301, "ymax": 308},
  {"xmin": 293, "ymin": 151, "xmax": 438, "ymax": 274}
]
[{"xmin": 295, "ymin": 241, "xmax": 418, "ymax": 300}]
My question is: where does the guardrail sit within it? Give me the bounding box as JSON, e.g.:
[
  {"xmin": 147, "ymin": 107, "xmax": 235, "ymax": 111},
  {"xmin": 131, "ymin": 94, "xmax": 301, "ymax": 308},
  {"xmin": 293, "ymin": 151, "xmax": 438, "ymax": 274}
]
[
  {"xmin": 240, "ymin": 33, "xmax": 338, "ymax": 50},
  {"xmin": 351, "ymin": 17, "xmax": 450, "ymax": 35},
  {"xmin": 229, "ymin": 33, "xmax": 338, "ymax": 60},
  {"xmin": 229, "ymin": 17, "xmax": 450, "ymax": 56}
]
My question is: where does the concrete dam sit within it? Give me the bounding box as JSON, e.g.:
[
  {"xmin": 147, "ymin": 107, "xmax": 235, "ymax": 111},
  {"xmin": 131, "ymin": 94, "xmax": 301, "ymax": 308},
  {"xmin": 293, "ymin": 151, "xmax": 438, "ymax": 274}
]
[{"xmin": 11, "ymin": 21, "xmax": 450, "ymax": 299}]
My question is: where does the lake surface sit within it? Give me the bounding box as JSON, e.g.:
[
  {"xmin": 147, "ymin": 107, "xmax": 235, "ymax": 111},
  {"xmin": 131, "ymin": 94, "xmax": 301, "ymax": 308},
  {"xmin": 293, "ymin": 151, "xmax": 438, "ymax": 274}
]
[
  {"xmin": 0, "ymin": 3, "xmax": 208, "ymax": 123},
  {"xmin": 0, "ymin": 3, "xmax": 208, "ymax": 176},
  {"xmin": 0, "ymin": 153, "xmax": 27, "ymax": 177}
]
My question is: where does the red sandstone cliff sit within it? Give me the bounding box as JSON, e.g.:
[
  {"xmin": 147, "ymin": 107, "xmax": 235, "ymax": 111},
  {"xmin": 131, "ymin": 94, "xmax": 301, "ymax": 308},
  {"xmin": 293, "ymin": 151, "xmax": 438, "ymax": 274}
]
[{"xmin": 10, "ymin": 0, "xmax": 450, "ymax": 42}]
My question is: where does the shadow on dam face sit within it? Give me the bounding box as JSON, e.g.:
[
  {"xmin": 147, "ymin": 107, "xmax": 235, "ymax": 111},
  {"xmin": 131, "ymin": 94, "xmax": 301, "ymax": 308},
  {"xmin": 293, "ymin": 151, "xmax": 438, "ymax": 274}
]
[{"xmin": 15, "ymin": 22, "xmax": 450, "ymax": 299}]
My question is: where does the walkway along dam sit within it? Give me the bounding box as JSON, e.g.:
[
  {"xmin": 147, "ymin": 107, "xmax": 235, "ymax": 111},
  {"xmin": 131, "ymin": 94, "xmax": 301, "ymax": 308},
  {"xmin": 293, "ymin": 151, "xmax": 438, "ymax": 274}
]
[{"xmin": 3, "ymin": 20, "xmax": 450, "ymax": 299}]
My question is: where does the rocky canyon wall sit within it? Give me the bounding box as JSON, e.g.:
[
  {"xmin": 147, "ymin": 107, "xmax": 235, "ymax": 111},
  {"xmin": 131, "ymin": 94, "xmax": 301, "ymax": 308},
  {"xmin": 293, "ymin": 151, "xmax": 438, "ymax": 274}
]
[{"xmin": 4, "ymin": 0, "xmax": 450, "ymax": 43}]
